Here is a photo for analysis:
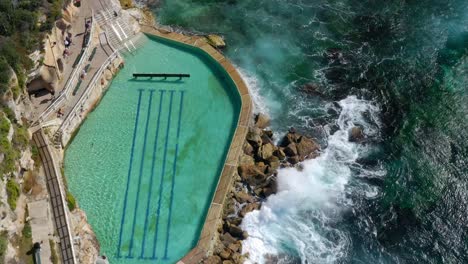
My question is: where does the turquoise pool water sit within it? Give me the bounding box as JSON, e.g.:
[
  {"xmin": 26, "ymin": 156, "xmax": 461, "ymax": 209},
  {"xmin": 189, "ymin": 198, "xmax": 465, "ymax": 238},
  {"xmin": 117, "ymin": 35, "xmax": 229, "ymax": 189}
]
[{"xmin": 64, "ymin": 35, "xmax": 240, "ymax": 263}]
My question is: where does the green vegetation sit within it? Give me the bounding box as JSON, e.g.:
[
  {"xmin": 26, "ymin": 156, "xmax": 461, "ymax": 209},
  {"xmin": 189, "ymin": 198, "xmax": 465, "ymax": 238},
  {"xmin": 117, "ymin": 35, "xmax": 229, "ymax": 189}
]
[
  {"xmin": 49, "ymin": 239, "xmax": 59, "ymax": 264},
  {"xmin": 0, "ymin": 0, "xmax": 65, "ymax": 98},
  {"xmin": 66, "ymin": 191, "xmax": 76, "ymax": 211},
  {"xmin": 0, "ymin": 114, "xmax": 20, "ymax": 176},
  {"xmin": 0, "ymin": 231, "xmax": 7, "ymax": 264},
  {"xmin": 6, "ymin": 179, "xmax": 20, "ymax": 210}
]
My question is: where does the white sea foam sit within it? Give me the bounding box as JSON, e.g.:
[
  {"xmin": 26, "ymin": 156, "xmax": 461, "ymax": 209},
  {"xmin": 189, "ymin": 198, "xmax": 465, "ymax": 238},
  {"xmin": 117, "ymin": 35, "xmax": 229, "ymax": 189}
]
[
  {"xmin": 241, "ymin": 96, "xmax": 380, "ymax": 264},
  {"xmin": 236, "ymin": 67, "xmax": 272, "ymax": 116}
]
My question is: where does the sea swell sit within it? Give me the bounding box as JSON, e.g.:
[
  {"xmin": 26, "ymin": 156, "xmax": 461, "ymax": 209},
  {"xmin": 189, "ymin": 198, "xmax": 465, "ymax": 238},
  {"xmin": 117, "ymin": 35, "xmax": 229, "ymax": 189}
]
[
  {"xmin": 154, "ymin": 0, "xmax": 468, "ymax": 263},
  {"xmin": 241, "ymin": 96, "xmax": 382, "ymax": 263}
]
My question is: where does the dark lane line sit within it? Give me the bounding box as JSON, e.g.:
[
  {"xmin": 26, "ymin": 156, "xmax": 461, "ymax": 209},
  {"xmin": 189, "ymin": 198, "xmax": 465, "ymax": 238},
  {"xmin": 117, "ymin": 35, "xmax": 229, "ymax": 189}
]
[
  {"xmin": 127, "ymin": 90, "xmax": 155, "ymax": 258},
  {"xmin": 163, "ymin": 91, "xmax": 185, "ymax": 259},
  {"xmin": 140, "ymin": 90, "xmax": 166, "ymax": 259},
  {"xmin": 152, "ymin": 90, "xmax": 175, "ymax": 259},
  {"xmin": 117, "ymin": 89, "xmax": 143, "ymax": 258}
]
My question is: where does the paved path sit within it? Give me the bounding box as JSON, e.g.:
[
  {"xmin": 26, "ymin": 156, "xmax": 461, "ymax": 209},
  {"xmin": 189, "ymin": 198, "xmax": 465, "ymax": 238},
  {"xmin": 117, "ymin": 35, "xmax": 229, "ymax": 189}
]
[
  {"xmin": 28, "ymin": 199, "xmax": 54, "ymax": 263},
  {"xmin": 32, "ymin": 130, "xmax": 75, "ymax": 264}
]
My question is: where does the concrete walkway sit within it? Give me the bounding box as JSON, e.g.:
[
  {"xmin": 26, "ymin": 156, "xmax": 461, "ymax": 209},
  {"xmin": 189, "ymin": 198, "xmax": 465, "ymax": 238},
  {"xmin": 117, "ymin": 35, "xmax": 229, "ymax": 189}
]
[
  {"xmin": 32, "ymin": 130, "xmax": 76, "ymax": 264},
  {"xmin": 28, "ymin": 199, "xmax": 54, "ymax": 263}
]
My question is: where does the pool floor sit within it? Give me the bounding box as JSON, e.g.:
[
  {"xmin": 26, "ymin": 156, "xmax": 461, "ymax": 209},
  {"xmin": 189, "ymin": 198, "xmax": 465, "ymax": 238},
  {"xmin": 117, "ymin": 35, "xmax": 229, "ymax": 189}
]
[{"xmin": 65, "ymin": 35, "xmax": 240, "ymax": 263}]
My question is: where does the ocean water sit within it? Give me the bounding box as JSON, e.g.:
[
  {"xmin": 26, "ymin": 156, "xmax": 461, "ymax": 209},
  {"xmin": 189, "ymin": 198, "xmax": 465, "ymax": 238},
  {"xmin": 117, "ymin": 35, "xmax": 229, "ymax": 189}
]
[
  {"xmin": 64, "ymin": 35, "xmax": 240, "ymax": 263},
  {"xmin": 155, "ymin": 0, "xmax": 468, "ymax": 263}
]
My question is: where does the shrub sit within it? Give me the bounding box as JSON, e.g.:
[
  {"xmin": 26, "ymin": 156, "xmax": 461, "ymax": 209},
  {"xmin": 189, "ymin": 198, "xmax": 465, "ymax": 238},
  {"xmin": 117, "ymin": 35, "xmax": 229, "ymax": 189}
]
[
  {"xmin": 6, "ymin": 179, "xmax": 20, "ymax": 210},
  {"xmin": 49, "ymin": 240, "xmax": 59, "ymax": 264},
  {"xmin": 66, "ymin": 191, "xmax": 76, "ymax": 211},
  {"xmin": 12, "ymin": 125, "xmax": 29, "ymax": 150}
]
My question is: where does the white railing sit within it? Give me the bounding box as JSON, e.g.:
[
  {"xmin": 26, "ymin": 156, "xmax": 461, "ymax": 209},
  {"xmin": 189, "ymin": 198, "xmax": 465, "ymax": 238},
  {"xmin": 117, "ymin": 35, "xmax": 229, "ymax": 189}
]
[
  {"xmin": 34, "ymin": 10, "xmax": 96, "ymax": 126},
  {"xmin": 57, "ymin": 50, "xmax": 121, "ymax": 145}
]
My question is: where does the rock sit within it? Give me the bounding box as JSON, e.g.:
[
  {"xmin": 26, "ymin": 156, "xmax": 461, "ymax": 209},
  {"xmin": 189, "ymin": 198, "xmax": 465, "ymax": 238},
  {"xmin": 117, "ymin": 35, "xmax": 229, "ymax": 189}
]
[
  {"xmin": 234, "ymin": 192, "xmax": 254, "ymax": 204},
  {"xmin": 300, "ymin": 82, "xmax": 322, "ymax": 95},
  {"xmin": 228, "ymin": 241, "xmax": 241, "ymax": 253},
  {"xmin": 246, "ymin": 128, "xmax": 263, "ymax": 148},
  {"xmin": 240, "ymin": 203, "xmax": 260, "ymax": 217},
  {"xmin": 224, "ymin": 198, "xmax": 236, "ymax": 216},
  {"xmin": 349, "ymin": 126, "xmax": 364, "ymax": 142},
  {"xmin": 274, "ymin": 148, "xmax": 286, "ymax": 160},
  {"xmin": 263, "ymin": 186, "xmax": 276, "ymax": 196},
  {"xmin": 239, "ymin": 154, "xmax": 255, "ymax": 166},
  {"xmin": 238, "ymin": 165, "xmax": 265, "ymax": 181},
  {"xmin": 223, "ymin": 261, "xmax": 234, "ymax": 264},
  {"xmin": 220, "ymin": 232, "xmax": 237, "ymax": 247},
  {"xmin": 296, "ymin": 136, "xmax": 320, "ymax": 160},
  {"xmin": 258, "ymin": 143, "xmax": 275, "ymax": 160},
  {"xmin": 243, "ymin": 142, "xmax": 254, "ymax": 155},
  {"xmin": 228, "ymin": 225, "xmax": 244, "ymax": 239},
  {"xmin": 288, "ymin": 156, "xmax": 300, "ymax": 164},
  {"xmin": 226, "ymin": 217, "xmax": 242, "ymax": 226},
  {"xmin": 219, "ymin": 248, "xmax": 232, "ymax": 260},
  {"xmin": 206, "ymin": 34, "xmax": 226, "ymax": 48},
  {"xmin": 255, "ymin": 113, "xmax": 270, "ymax": 129},
  {"xmin": 284, "ymin": 143, "xmax": 298, "ymax": 157},
  {"xmin": 260, "ymin": 133, "xmax": 274, "ymax": 145},
  {"xmin": 266, "ymin": 156, "xmax": 280, "ymax": 170},
  {"xmin": 204, "ymin": 255, "xmax": 222, "ymax": 264},
  {"xmin": 263, "ymin": 130, "xmax": 274, "ymax": 139}
]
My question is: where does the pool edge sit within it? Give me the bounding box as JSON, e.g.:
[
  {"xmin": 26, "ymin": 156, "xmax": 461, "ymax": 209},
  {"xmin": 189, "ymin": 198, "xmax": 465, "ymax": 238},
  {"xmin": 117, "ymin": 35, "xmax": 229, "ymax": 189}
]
[{"xmin": 139, "ymin": 25, "xmax": 253, "ymax": 263}]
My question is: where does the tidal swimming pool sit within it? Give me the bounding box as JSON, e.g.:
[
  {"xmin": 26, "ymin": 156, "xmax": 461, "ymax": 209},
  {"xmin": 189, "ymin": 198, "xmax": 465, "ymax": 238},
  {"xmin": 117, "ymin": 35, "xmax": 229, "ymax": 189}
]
[{"xmin": 64, "ymin": 35, "xmax": 241, "ymax": 263}]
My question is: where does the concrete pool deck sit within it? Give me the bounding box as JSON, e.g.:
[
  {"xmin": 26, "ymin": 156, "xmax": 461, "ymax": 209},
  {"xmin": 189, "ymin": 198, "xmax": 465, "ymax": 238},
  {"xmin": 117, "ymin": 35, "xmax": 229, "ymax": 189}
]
[{"xmin": 138, "ymin": 25, "xmax": 252, "ymax": 263}]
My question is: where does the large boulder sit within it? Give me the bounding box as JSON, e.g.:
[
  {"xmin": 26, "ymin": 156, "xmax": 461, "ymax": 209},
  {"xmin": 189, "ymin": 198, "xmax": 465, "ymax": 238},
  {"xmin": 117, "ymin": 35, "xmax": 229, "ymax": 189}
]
[
  {"xmin": 246, "ymin": 128, "xmax": 263, "ymax": 148},
  {"xmin": 228, "ymin": 224, "xmax": 244, "ymax": 239},
  {"xmin": 296, "ymin": 136, "xmax": 320, "ymax": 160},
  {"xmin": 238, "ymin": 164, "xmax": 265, "ymax": 180},
  {"xmin": 220, "ymin": 232, "xmax": 237, "ymax": 247},
  {"xmin": 258, "ymin": 143, "xmax": 275, "ymax": 160},
  {"xmin": 349, "ymin": 126, "xmax": 364, "ymax": 142},
  {"xmin": 234, "ymin": 191, "xmax": 254, "ymax": 204},
  {"xmin": 284, "ymin": 143, "xmax": 298, "ymax": 157},
  {"xmin": 255, "ymin": 113, "xmax": 270, "ymax": 129},
  {"xmin": 204, "ymin": 255, "xmax": 222, "ymax": 264},
  {"xmin": 266, "ymin": 156, "xmax": 280, "ymax": 170},
  {"xmin": 243, "ymin": 141, "xmax": 254, "ymax": 155},
  {"xmin": 239, "ymin": 154, "xmax": 255, "ymax": 166},
  {"xmin": 274, "ymin": 148, "xmax": 286, "ymax": 160},
  {"xmin": 206, "ymin": 34, "xmax": 226, "ymax": 48},
  {"xmin": 240, "ymin": 202, "xmax": 260, "ymax": 217}
]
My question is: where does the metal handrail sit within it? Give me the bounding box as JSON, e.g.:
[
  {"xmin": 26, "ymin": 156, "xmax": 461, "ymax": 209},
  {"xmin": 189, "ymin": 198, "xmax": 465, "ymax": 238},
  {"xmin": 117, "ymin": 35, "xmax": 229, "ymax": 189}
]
[
  {"xmin": 58, "ymin": 50, "xmax": 120, "ymax": 136},
  {"xmin": 34, "ymin": 10, "xmax": 96, "ymax": 125}
]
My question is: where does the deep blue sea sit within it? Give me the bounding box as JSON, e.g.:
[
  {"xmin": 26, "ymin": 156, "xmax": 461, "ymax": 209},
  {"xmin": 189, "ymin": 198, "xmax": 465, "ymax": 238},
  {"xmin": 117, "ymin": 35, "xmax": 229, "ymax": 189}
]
[{"xmin": 153, "ymin": 0, "xmax": 468, "ymax": 263}]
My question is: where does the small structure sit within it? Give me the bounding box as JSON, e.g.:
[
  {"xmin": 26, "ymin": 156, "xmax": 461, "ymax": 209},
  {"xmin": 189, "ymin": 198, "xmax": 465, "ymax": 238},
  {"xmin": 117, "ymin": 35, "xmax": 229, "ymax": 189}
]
[{"xmin": 132, "ymin": 73, "xmax": 190, "ymax": 79}]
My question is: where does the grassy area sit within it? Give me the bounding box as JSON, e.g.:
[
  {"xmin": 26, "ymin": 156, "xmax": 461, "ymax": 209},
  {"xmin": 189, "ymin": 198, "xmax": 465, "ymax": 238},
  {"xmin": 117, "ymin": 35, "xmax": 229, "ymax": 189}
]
[
  {"xmin": 6, "ymin": 179, "xmax": 20, "ymax": 210},
  {"xmin": 49, "ymin": 240, "xmax": 59, "ymax": 264},
  {"xmin": 0, "ymin": 112, "xmax": 20, "ymax": 177}
]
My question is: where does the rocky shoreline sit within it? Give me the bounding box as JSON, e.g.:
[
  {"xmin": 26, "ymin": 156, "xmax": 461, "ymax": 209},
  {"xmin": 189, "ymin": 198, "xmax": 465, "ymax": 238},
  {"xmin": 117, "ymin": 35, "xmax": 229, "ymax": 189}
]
[{"xmin": 203, "ymin": 113, "xmax": 321, "ymax": 264}]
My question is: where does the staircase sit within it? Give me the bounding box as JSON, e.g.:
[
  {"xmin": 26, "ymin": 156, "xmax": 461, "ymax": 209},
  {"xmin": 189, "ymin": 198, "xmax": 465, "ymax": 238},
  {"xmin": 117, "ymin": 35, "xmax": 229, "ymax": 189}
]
[{"xmin": 95, "ymin": 9, "xmax": 140, "ymax": 55}]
